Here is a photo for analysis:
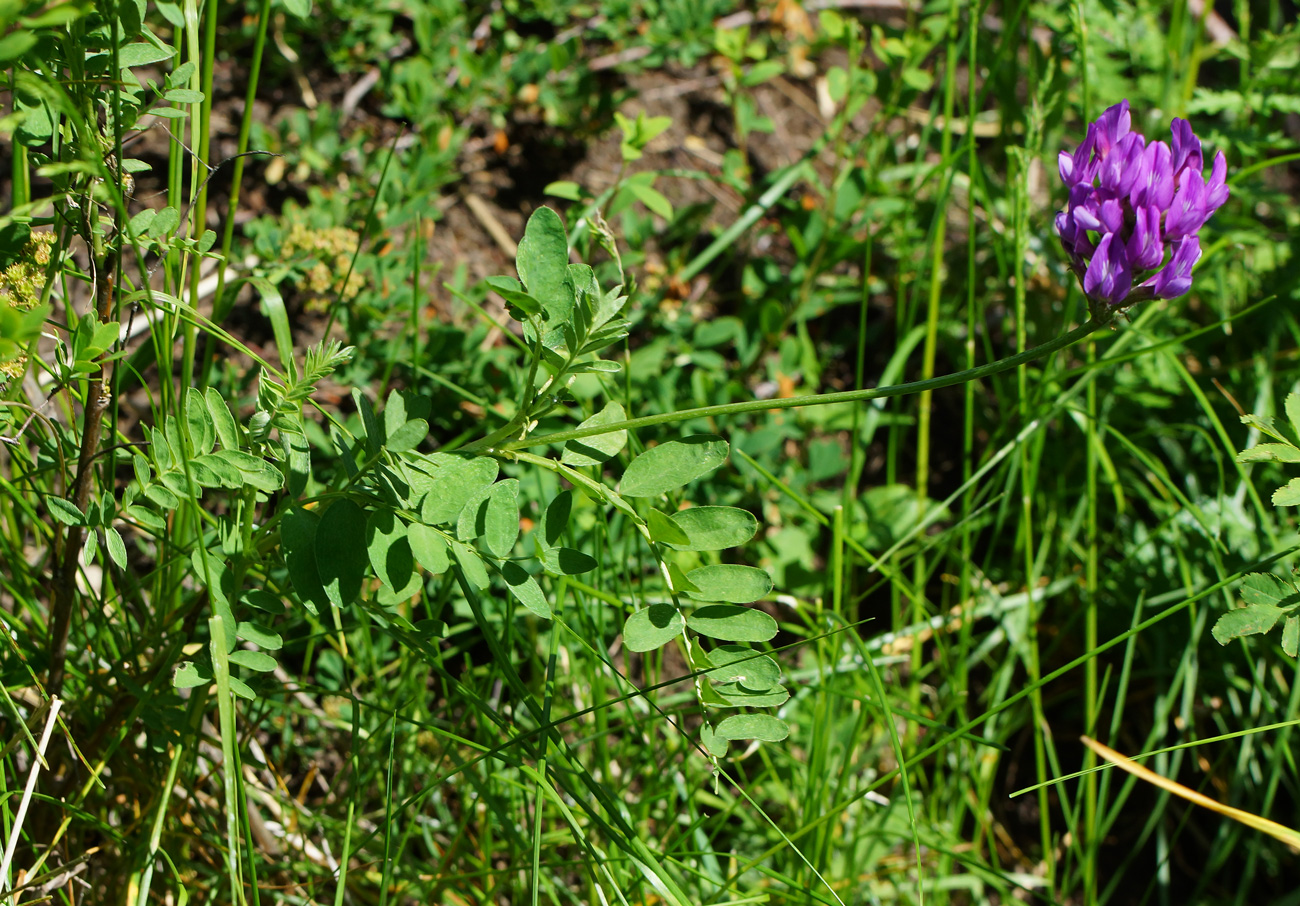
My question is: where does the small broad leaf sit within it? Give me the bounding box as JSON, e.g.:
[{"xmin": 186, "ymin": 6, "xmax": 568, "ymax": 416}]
[
  {"xmin": 451, "ymin": 540, "xmax": 490, "ymax": 590},
  {"xmin": 409, "ymin": 523, "xmax": 449, "ymax": 574},
  {"xmin": 562, "ymin": 401, "xmax": 628, "ymax": 467},
  {"xmin": 366, "ymin": 509, "xmax": 414, "ymax": 591},
  {"xmin": 228, "ymin": 649, "xmax": 278, "ymax": 673},
  {"xmin": 687, "ymin": 605, "xmax": 778, "ymax": 642},
  {"xmin": 117, "ymin": 42, "xmax": 175, "ymax": 67},
  {"xmin": 105, "ymin": 527, "xmax": 128, "ymax": 570},
  {"xmin": 646, "ymin": 508, "xmax": 690, "ymax": 545},
  {"xmin": 192, "ymin": 453, "xmax": 243, "ymax": 488},
  {"xmin": 705, "ymin": 645, "xmax": 781, "ymax": 690},
  {"xmin": 185, "ymin": 387, "xmax": 215, "ymax": 455},
  {"xmin": 1213, "ymin": 603, "xmax": 1287, "ymax": 645},
  {"xmin": 228, "ymin": 676, "xmax": 257, "ymax": 700},
  {"xmin": 715, "ymin": 714, "xmax": 789, "ymax": 742},
  {"xmin": 316, "ymin": 499, "xmax": 368, "ymax": 607},
  {"xmin": 700, "ymin": 724, "xmax": 729, "ymax": 758},
  {"xmin": 236, "ymin": 622, "xmax": 282, "ymax": 650},
  {"xmin": 386, "ymin": 419, "xmax": 428, "ymax": 453},
  {"xmin": 623, "ymin": 603, "xmax": 685, "ymax": 652},
  {"xmin": 502, "ymin": 561, "xmax": 552, "ymax": 618},
  {"xmin": 415, "ymin": 453, "xmax": 499, "ymax": 525},
  {"xmin": 485, "ymin": 275, "xmax": 544, "ymax": 319},
  {"xmin": 1273, "ymin": 478, "xmax": 1300, "ymax": 506},
  {"xmin": 205, "ymin": 387, "xmax": 239, "ymax": 449},
  {"xmin": 516, "ymin": 206, "xmax": 573, "ymax": 325},
  {"xmin": 668, "ymin": 506, "xmax": 759, "ymax": 551},
  {"xmin": 686, "ymin": 564, "xmax": 773, "ymax": 604},
  {"xmin": 216, "ymin": 449, "xmax": 283, "ymax": 492},
  {"xmin": 48, "ymin": 496, "xmax": 86, "ymax": 526},
  {"xmin": 620, "ymin": 436, "xmax": 729, "ymax": 498},
  {"xmin": 484, "ymin": 479, "xmax": 521, "ymax": 558},
  {"xmin": 173, "ymin": 661, "xmax": 212, "ymax": 689}
]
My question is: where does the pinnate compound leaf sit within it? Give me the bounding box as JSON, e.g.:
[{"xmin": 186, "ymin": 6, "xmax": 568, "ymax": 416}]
[
  {"xmin": 686, "ymin": 564, "xmax": 773, "ymax": 604},
  {"xmin": 623, "ymin": 604, "xmax": 685, "ymax": 652},
  {"xmin": 705, "ymin": 645, "xmax": 781, "ymax": 690},
  {"xmin": 715, "ymin": 714, "xmax": 790, "ymax": 742},
  {"xmin": 408, "ymin": 523, "xmax": 449, "ymax": 575},
  {"xmin": 1274, "ymin": 478, "xmax": 1300, "ymax": 506},
  {"xmin": 366, "ymin": 509, "xmax": 414, "ymax": 591},
  {"xmin": 562, "ymin": 402, "xmax": 628, "ymax": 467},
  {"xmin": 688, "ymin": 605, "xmax": 778, "ymax": 642},
  {"xmin": 1213, "ymin": 604, "xmax": 1286, "ymax": 646},
  {"xmin": 668, "ymin": 506, "xmax": 758, "ymax": 551},
  {"xmin": 501, "ymin": 561, "xmax": 552, "ymax": 618},
  {"xmin": 620, "ymin": 436, "xmax": 728, "ymax": 498},
  {"xmin": 316, "ymin": 499, "xmax": 368, "ymax": 607},
  {"xmin": 1237, "ymin": 443, "xmax": 1300, "ymax": 464},
  {"xmin": 1241, "ymin": 571, "xmax": 1300, "ymax": 608},
  {"xmin": 646, "ymin": 508, "xmax": 690, "ymax": 545}
]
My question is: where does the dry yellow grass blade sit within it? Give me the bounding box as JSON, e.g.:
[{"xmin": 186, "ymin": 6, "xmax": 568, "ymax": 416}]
[{"xmin": 1081, "ymin": 735, "xmax": 1300, "ymax": 849}]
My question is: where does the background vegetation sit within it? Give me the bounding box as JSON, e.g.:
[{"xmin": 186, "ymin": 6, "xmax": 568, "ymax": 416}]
[{"xmin": 1, "ymin": 0, "xmax": 1299, "ymax": 903}]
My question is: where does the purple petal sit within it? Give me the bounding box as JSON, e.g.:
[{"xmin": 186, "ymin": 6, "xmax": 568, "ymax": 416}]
[
  {"xmin": 1098, "ymin": 198, "xmax": 1124, "ymax": 234},
  {"xmin": 1130, "ymin": 140, "xmax": 1174, "ymax": 210},
  {"xmin": 1093, "ymin": 100, "xmax": 1132, "ymax": 158},
  {"xmin": 1084, "ymin": 232, "xmax": 1133, "ymax": 305},
  {"xmin": 1072, "ymin": 200, "xmax": 1102, "ymax": 232},
  {"xmin": 1098, "ymin": 132, "xmax": 1145, "ymax": 199},
  {"xmin": 1165, "ymin": 170, "xmax": 1208, "ymax": 239},
  {"xmin": 1205, "ymin": 150, "xmax": 1229, "ymax": 211},
  {"xmin": 1148, "ymin": 236, "xmax": 1201, "ymax": 298},
  {"xmin": 1126, "ymin": 205, "xmax": 1165, "ymax": 270},
  {"xmin": 1170, "ymin": 118, "xmax": 1203, "ymax": 180}
]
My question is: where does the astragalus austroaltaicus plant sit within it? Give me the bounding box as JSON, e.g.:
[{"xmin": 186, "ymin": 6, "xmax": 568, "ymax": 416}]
[{"xmin": 1056, "ymin": 100, "xmax": 1229, "ymax": 313}]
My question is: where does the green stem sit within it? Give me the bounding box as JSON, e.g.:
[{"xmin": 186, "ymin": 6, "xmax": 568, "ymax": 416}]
[{"xmin": 499, "ymin": 317, "xmax": 1109, "ymax": 452}]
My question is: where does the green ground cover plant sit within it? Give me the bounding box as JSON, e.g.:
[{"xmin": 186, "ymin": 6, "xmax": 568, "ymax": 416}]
[{"xmin": 2, "ymin": 0, "xmax": 1299, "ymax": 903}]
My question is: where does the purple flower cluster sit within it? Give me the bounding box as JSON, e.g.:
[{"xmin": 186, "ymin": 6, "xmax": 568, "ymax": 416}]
[{"xmin": 1056, "ymin": 100, "xmax": 1228, "ymax": 309}]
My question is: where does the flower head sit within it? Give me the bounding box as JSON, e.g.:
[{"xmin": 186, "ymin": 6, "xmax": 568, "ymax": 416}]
[{"xmin": 1055, "ymin": 101, "xmax": 1228, "ymax": 313}]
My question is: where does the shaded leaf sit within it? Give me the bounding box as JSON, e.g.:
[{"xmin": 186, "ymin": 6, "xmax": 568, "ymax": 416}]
[
  {"xmin": 451, "ymin": 540, "xmax": 490, "ymax": 590},
  {"xmin": 623, "ymin": 603, "xmax": 685, "ymax": 652},
  {"xmin": 705, "ymin": 645, "xmax": 781, "ymax": 690},
  {"xmin": 174, "ymin": 661, "xmax": 211, "ymax": 689},
  {"xmin": 540, "ymin": 490, "xmax": 572, "ymax": 548},
  {"xmin": 502, "ymin": 561, "xmax": 552, "ymax": 618},
  {"xmin": 366, "ymin": 509, "xmax": 414, "ymax": 591},
  {"xmin": 316, "ymin": 499, "xmax": 367, "ymax": 607},
  {"xmin": 185, "ymin": 387, "xmax": 214, "ymax": 455},
  {"xmin": 562, "ymin": 401, "xmax": 628, "ymax": 467},
  {"xmin": 708, "ymin": 683, "xmax": 790, "ymax": 708},
  {"xmin": 228, "ymin": 649, "xmax": 278, "ymax": 673},
  {"xmin": 537, "ymin": 546, "xmax": 597, "ymax": 575},
  {"xmin": 414, "ymin": 453, "xmax": 499, "ymax": 525},
  {"xmin": 484, "ymin": 479, "xmax": 521, "ymax": 558},
  {"xmin": 236, "ymin": 622, "xmax": 282, "ymax": 650}
]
